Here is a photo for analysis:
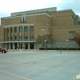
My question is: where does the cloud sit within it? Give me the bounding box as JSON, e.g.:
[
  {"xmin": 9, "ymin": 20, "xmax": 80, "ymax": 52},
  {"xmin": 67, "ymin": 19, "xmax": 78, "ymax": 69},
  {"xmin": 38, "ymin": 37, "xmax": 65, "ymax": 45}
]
[
  {"xmin": 0, "ymin": 0, "xmax": 80, "ymax": 25},
  {"xmin": 0, "ymin": 0, "xmax": 63, "ymax": 12},
  {"xmin": 0, "ymin": 12, "xmax": 10, "ymax": 17},
  {"xmin": 56, "ymin": 0, "xmax": 80, "ymax": 15},
  {"xmin": 0, "ymin": 0, "xmax": 80, "ymax": 18}
]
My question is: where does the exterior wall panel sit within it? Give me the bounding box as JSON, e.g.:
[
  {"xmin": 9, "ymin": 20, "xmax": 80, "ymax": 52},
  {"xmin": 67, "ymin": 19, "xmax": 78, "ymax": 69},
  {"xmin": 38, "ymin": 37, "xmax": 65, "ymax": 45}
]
[
  {"xmin": 52, "ymin": 26, "xmax": 80, "ymax": 41},
  {"xmin": 0, "ymin": 8, "xmax": 80, "ymax": 49}
]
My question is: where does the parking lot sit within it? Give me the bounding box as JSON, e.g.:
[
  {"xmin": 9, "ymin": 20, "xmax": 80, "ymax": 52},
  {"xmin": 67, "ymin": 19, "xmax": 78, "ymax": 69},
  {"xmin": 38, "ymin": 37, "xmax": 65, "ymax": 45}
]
[{"xmin": 0, "ymin": 50, "xmax": 80, "ymax": 80}]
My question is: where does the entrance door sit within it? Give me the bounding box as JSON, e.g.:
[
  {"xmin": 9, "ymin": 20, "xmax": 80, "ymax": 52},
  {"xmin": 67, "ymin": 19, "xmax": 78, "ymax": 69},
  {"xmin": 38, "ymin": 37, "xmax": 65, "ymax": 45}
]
[
  {"xmin": 25, "ymin": 44, "xmax": 28, "ymax": 49},
  {"xmin": 19, "ymin": 43, "xmax": 22, "ymax": 49},
  {"xmin": 15, "ymin": 43, "xmax": 17, "ymax": 49},
  {"xmin": 11, "ymin": 43, "xmax": 13, "ymax": 49},
  {"xmin": 30, "ymin": 43, "xmax": 34, "ymax": 49},
  {"xmin": 7, "ymin": 43, "xmax": 9, "ymax": 49}
]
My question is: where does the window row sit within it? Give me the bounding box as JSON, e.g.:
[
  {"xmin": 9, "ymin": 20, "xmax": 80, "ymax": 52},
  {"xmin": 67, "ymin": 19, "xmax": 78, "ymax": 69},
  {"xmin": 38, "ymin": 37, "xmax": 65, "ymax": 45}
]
[
  {"xmin": 5, "ymin": 26, "xmax": 34, "ymax": 33},
  {"xmin": 69, "ymin": 31, "xmax": 75, "ymax": 34},
  {"xmin": 5, "ymin": 36, "xmax": 34, "ymax": 41}
]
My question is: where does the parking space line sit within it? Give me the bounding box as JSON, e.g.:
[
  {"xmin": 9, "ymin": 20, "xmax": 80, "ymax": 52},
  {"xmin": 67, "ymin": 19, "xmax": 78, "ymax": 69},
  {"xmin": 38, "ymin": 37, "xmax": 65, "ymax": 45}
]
[
  {"xmin": 0, "ymin": 60, "xmax": 55, "ymax": 71},
  {"xmin": 0, "ymin": 59, "xmax": 56, "ymax": 71},
  {"xmin": 0, "ymin": 69, "xmax": 30, "ymax": 80},
  {"xmin": 24, "ymin": 64, "xmax": 55, "ymax": 71},
  {"xmin": 0, "ymin": 62, "xmax": 30, "ymax": 68},
  {"xmin": 0, "ymin": 60, "xmax": 20, "ymax": 64},
  {"xmin": 0, "ymin": 59, "xmax": 57, "ymax": 65},
  {"xmin": 0, "ymin": 60, "xmax": 28, "ymax": 65},
  {"xmin": 0, "ymin": 62, "xmax": 55, "ymax": 71}
]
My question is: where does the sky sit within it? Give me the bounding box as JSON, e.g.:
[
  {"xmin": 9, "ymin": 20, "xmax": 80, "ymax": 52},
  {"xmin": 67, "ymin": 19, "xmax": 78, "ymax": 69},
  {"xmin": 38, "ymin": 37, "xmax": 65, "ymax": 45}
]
[{"xmin": 0, "ymin": 0, "xmax": 80, "ymax": 18}]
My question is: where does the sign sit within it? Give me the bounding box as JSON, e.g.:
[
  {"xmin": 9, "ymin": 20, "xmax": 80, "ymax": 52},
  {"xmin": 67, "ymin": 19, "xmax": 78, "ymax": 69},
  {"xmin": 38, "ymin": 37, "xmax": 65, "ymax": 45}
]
[{"xmin": 74, "ymin": 74, "xmax": 80, "ymax": 79}]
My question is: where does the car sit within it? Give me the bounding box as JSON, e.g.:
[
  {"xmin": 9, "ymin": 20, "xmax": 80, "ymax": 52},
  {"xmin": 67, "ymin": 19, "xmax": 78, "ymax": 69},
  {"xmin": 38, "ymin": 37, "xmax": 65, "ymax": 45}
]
[{"xmin": 0, "ymin": 47, "xmax": 8, "ymax": 53}]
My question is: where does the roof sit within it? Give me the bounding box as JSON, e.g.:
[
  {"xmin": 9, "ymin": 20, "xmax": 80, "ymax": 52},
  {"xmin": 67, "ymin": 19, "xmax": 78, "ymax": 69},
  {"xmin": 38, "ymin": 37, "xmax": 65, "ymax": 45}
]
[
  {"xmin": 11, "ymin": 7, "xmax": 57, "ymax": 16},
  {"xmin": 57, "ymin": 9, "xmax": 76, "ymax": 15}
]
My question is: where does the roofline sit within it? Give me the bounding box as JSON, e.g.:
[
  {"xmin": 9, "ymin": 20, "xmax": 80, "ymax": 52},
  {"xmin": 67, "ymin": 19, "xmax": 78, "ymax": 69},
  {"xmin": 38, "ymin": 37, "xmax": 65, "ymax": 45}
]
[
  {"xmin": 11, "ymin": 7, "xmax": 57, "ymax": 16},
  {"xmin": 4, "ymin": 23, "xmax": 34, "ymax": 28},
  {"xmin": 0, "ymin": 41, "xmax": 36, "ymax": 43},
  {"xmin": 52, "ymin": 25, "xmax": 80, "ymax": 28},
  {"xmin": 57, "ymin": 9, "xmax": 76, "ymax": 15},
  {"xmin": 2, "ymin": 13, "xmax": 51, "ymax": 19}
]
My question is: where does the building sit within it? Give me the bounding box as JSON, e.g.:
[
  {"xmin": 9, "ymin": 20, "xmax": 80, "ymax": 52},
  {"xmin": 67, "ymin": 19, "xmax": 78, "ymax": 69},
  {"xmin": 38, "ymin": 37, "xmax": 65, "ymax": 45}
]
[{"xmin": 0, "ymin": 7, "xmax": 80, "ymax": 49}]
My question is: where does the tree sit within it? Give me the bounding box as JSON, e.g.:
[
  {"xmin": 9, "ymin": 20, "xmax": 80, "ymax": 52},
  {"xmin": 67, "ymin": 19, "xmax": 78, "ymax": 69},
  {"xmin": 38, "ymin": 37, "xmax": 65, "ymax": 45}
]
[
  {"xmin": 73, "ymin": 33, "xmax": 80, "ymax": 47},
  {"xmin": 36, "ymin": 34, "xmax": 53, "ymax": 48}
]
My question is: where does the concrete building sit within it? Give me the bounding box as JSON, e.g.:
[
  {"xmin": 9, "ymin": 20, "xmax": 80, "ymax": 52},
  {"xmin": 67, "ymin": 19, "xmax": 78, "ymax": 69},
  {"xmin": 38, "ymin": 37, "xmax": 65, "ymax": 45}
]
[{"xmin": 0, "ymin": 7, "xmax": 80, "ymax": 49}]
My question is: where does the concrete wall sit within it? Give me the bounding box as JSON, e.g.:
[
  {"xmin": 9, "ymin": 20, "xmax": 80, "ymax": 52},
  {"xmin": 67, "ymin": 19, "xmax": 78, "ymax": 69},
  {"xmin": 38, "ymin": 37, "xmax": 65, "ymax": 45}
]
[
  {"xmin": 56, "ymin": 10, "xmax": 76, "ymax": 26},
  {"xmin": 51, "ymin": 26, "xmax": 80, "ymax": 41},
  {"xmin": 52, "ymin": 41, "xmax": 79, "ymax": 48},
  {"xmin": 36, "ymin": 41, "xmax": 79, "ymax": 49},
  {"xmin": 48, "ymin": 10, "xmax": 76, "ymax": 26}
]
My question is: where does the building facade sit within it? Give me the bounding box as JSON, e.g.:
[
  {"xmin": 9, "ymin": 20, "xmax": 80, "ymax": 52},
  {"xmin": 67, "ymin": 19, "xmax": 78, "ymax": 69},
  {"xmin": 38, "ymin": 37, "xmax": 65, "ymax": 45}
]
[{"xmin": 0, "ymin": 7, "xmax": 80, "ymax": 49}]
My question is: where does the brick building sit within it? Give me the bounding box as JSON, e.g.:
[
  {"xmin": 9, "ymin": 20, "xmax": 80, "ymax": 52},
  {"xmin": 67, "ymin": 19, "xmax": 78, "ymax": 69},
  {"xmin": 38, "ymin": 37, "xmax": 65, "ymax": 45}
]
[{"xmin": 0, "ymin": 7, "xmax": 80, "ymax": 49}]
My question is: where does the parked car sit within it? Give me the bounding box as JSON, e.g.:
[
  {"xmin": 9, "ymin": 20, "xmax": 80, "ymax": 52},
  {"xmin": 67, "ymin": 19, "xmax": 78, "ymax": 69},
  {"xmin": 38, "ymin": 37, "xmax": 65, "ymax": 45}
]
[{"xmin": 0, "ymin": 47, "xmax": 7, "ymax": 53}]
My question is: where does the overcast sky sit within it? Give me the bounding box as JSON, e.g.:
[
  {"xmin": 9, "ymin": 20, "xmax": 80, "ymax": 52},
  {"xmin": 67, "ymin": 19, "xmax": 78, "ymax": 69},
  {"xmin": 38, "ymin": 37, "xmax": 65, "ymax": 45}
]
[{"xmin": 0, "ymin": 0, "xmax": 80, "ymax": 18}]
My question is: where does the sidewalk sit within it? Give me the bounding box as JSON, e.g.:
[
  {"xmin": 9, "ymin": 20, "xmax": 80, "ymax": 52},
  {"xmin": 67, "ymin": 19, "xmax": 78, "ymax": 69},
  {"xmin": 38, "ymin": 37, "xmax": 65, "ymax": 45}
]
[{"xmin": 7, "ymin": 49, "xmax": 48, "ymax": 53}]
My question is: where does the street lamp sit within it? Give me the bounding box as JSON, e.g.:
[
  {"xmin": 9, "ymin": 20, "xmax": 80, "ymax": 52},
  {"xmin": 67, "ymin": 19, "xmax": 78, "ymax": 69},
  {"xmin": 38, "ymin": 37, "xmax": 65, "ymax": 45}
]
[
  {"xmin": 66, "ymin": 39, "xmax": 69, "ymax": 50},
  {"xmin": 20, "ymin": 26, "xmax": 22, "ymax": 51},
  {"xmin": 44, "ymin": 40, "xmax": 46, "ymax": 50}
]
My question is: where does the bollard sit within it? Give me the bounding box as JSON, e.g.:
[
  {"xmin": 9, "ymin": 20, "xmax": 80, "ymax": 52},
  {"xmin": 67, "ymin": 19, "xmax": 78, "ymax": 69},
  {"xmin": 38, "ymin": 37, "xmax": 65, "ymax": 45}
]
[{"xmin": 60, "ymin": 46, "xmax": 62, "ymax": 55}]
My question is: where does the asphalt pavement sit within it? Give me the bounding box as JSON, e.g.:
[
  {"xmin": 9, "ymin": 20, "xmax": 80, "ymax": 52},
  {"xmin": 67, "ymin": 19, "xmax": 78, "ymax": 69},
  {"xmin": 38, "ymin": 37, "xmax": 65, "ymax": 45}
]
[{"xmin": 0, "ymin": 50, "xmax": 80, "ymax": 80}]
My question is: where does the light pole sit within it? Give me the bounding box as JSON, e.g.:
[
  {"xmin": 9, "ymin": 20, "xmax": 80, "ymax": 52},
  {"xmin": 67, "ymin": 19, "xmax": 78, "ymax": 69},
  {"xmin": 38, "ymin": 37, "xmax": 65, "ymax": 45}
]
[
  {"xmin": 44, "ymin": 40, "xmax": 46, "ymax": 50},
  {"xmin": 66, "ymin": 39, "xmax": 68, "ymax": 50},
  {"xmin": 20, "ymin": 26, "xmax": 22, "ymax": 51}
]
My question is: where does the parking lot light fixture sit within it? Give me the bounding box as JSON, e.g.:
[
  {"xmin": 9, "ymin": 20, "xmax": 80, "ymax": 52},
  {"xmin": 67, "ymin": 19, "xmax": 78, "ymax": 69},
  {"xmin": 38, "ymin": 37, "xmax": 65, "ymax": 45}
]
[
  {"xmin": 44, "ymin": 40, "xmax": 47, "ymax": 50},
  {"xmin": 66, "ymin": 39, "xmax": 69, "ymax": 50}
]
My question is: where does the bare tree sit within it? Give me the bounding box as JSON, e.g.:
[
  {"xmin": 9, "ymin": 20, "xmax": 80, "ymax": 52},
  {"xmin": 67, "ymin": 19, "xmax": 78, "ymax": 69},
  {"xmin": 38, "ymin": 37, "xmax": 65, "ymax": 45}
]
[
  {"xmin": 36, "ymin": 34, "xmax": 53, "ymax": 48},
  {"xmin": 73, "ymin": 33, "xmax": 80, "ymax": 47}
]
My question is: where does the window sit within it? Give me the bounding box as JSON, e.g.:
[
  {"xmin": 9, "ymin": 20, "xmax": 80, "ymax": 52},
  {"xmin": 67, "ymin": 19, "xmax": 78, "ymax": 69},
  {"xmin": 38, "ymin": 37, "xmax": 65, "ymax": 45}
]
[
  {"xmin": 24, "ymin": 26, "xmax": 28, "ymax": 32},
  {"xmin": 14, "ymin": 27, "xmax": 17, "ymax": 32},
  {"xmin": 14, "ymin": 36, "xmax": 17, "ymax": 40},
  {"xmin": 69, "ymin": 31, "xmax": 75, "ymax": 34},
  {"xmin": 10, "ymin": 28, "xmax": 12, "ymax": 33},
  {"xmin": 69, "ymin": 38, "xmax": 74, "ymax": 41},
  {"xmin": 72, "ymin": 15, "xmax": 74, "ymax": 19},
  {"xmin": 21, "ymin": 15, "xmax": 26, "ymax": 23},
  {"xmin": 19, "ymin": 27, "xmax": 22, "ymax": 32},
  {"xmin": 30, "ymin": 26, "xmax": 34, "ymax": 32},
  {"xmin": 7, "ymin": 37, "xmax": 9, "ymax": 40},
  {"xmin": 10, "ymin": 36, "xmax": 13, "ymax": 40},
  {"xmin": 30, "ymin": 36, "xmax": 34, "ymax": 40},
  {"xmin": 25, "ymin": 36, "xmax": 28, "ymax": 40},
  {"xmin": 7, "ymin": 28, "xmax": 9, "ymax": 33},
  {"xmin": 20, "ymin": 36, "xmax": 22, "ymax": 40}
]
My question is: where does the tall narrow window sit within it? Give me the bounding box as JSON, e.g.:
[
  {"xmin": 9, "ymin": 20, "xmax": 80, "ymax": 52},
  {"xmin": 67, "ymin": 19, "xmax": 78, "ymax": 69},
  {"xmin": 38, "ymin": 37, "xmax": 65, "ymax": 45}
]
[
  {"xmin": 10, "ymin": 36, "xmax": 13, "ymax": 40},
  {"xmin": 10, "ymin": 28, "xmax": 12, "ymax": 33},
  {"xmin": 20, "ymin": 36, "xmax": 22, "ymax": 40},
  {"xmin": 30, "ymin": 26, "xmax": 34, "ymax": 32},
  {"xmin": 7, "ymin": 28, "xmax": 9, "ymax": 33},
  {"xmin": 30, "ymin": 36, "xmax": 34, "ymax": 40},
  {"xmin": 25, "ymin": 36, "xmax": 28, "ymax": 40},
  {"xmin": 24, "ymin": 26, "xmax": 28, "ymax": 32},
  {"xmin": 14, "ymin": 36, "xmax": 17, "ymax": 40},
  {"xmin": 7, "ymin": 37, "xmax": 9, "ymax": 40},
  {"xmin": 19, "ymin": 26, "xmax": 22, "ymax": 32},
  {"xmin": 21, "ymin": 14, "xmax": 26, "ymax": 23},
  {"xmin": 14, "ymin": 27, "xmax": 17, "ymax": 32}
]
